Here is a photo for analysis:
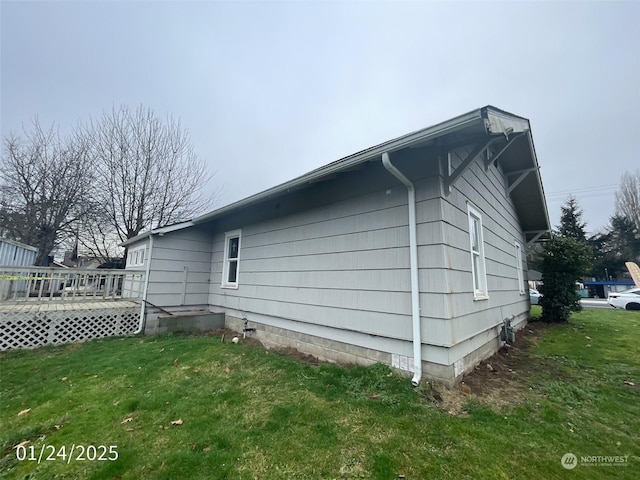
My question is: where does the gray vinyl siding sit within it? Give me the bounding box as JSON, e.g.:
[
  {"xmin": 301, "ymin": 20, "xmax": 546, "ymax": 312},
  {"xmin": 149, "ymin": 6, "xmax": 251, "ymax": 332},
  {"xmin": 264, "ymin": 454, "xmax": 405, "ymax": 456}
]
[
  {"xmin": 440, "ymin": 144, "xmax": 529, "ymax": 363},
  {"xmin": 208, "ymin": 144, "xmax": 530, "ymax": 368},
  {"xmin": 146, "ymin": 228, "xmax": 213, "ymax": 307},
  {"xmin": 128, "ymin": 141, "xmax": 531, "ymax": 375},
  {"xmin": 208, "ymin": 158, "xmax": 453, "ymax": 361},
  {"xmin": 122, "ymin": 109, "xmax": 545, "ymax": 384}
]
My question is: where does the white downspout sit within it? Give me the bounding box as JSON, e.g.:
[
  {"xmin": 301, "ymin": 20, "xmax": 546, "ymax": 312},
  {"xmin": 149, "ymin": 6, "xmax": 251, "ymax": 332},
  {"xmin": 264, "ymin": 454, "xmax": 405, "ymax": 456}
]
[
  {"xmin": 138, "ymin": 234, "xmax": 154, "ymax": 334},
  {"xmin": 382, "ymin": 152, "xmax": 422, "ymax": 386}
]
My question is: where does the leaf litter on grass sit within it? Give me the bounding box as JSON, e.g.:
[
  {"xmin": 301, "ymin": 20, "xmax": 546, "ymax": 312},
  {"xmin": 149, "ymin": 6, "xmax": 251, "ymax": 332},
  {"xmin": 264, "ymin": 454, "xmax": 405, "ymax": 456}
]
[{"xmin": 2, "ymin": 316, "xmax": 638, "ymax": 479}]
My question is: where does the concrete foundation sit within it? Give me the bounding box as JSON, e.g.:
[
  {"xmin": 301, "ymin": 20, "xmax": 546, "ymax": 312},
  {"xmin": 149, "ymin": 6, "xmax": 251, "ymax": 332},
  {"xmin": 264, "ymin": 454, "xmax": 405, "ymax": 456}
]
[
  {"xmin": 155, "ymin": 312, "xmax": 225, "ymax": 334},
  {"xmin": 225, "ymin": 313, "xmax": 529, "ymax": 388}
]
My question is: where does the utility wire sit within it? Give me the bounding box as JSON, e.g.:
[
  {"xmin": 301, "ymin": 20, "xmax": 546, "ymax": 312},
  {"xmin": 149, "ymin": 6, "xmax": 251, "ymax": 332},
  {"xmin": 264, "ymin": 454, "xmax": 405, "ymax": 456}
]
[{"xmin": 545, "ymin": 184, "xmax": 618, "ymax": 198}]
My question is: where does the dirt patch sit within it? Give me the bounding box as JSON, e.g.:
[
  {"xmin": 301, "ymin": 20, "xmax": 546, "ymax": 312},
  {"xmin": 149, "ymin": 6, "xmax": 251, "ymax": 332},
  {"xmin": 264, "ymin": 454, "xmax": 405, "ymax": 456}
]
[
  {"xmin": 271, "ymin": 346, "xmax": 325, "ymax": 365},
  {"xmin": 204, "ymin": 330, "xmax": 326, "ymax": 365},
  {"xmin": 435, "ymin": 320, "xmax": 561, "ymax": 415},
  {"xmin": 202, "ymin": 328, "xmax": 264, "ymax": 347},
  {"xmin": 203, "ymin": 327, "xmax": 237, "ymax": 338}
]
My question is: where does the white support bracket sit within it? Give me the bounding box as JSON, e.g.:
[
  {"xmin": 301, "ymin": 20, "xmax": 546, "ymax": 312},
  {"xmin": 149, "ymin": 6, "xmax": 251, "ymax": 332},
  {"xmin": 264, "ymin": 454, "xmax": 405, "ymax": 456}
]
[
  {"xmin": 484, "ymin": 132, "xmax": 525, "ymax": 170},
  {"xmin": 525, "ymin": 230, "xmax": 547, "ymax": 249},
  {"xmin": 445, "ymin": 136, "xmax": 501, "ymax": 193},
  {"xmin": 507, "ymin": 166, "xmax": 540, "ymax": 194}
]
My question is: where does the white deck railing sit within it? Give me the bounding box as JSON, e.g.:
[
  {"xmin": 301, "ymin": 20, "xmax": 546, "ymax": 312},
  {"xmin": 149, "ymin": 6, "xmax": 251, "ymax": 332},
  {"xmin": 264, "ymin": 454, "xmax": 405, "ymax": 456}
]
[{"xmin": 0, "ymin": 266, "xmax": 145, "ymax": 303}]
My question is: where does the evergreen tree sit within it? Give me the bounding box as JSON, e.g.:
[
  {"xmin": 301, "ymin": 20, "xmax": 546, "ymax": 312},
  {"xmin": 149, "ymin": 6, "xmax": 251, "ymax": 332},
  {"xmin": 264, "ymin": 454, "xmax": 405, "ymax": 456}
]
[
  {"xmin": 540, "ymin": 236, "xmax": 592, "ymax": 322},
  {"xmin": 589, "ymin": 214, "xmax": 640, "ymax": 280},
  {"xmin": 609, "ymin": 214, "xmax": 640, "ymax": 263},
  {"xmin": 557, "ymin": 196, "xmax": 587, "ymax": 241},
  {"xmin": 541, "ymin": 197, "xmax": 593, "ymax": 322}
]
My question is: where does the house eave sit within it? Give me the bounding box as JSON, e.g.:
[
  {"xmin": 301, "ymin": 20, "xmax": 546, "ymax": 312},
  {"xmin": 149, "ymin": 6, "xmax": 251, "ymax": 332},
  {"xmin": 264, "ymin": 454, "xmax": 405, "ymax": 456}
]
[
  {"xmin": 187, "ymin": 105, "xmax": 550, "ymax": 243},
  {"xmin": 499, "ymin": 131, "xmax": 551, "ymax": 244},
  {"xmin": 120, "ymin": 220, "xmax": 194, "ymax": 247},
  {"xmin": 193, "ymin": 107, "xmax": 489, "ymax": 225}
]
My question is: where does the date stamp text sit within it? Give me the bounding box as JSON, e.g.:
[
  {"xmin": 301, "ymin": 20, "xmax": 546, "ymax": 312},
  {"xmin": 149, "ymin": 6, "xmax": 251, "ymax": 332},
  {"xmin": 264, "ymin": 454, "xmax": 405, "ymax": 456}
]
[{"xmin": 15, "ymin": 444, "xmax": 118, "ymax": 464}]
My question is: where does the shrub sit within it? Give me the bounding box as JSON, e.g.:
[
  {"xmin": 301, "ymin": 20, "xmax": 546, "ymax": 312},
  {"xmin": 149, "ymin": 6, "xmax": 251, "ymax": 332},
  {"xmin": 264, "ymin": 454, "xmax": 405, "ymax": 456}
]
[{"xmin": 540, "ymin": 236, "xmax": 592, "ymax": 322}]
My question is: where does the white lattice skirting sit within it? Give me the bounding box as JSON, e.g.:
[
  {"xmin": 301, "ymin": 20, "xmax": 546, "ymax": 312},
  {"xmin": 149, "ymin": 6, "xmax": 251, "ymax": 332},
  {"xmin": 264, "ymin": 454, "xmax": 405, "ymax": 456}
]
[{"xmin": 0, "ymin": 305, "xmax": 141, "ymax": 350}]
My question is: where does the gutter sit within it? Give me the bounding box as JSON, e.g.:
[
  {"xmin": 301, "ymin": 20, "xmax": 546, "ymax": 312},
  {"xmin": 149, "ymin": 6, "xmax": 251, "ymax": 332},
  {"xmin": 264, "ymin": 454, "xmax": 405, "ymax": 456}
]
[
  {"xmin": 138, "ymin": 234, "xmax": 154, "ymax": 334},
  {"xmin": 120, "ymin": 220, "xmax": 194, "ymax": 247},
  {"xmin": 381, "ymin": 152, "xmax": 422, "ymax": 387}
]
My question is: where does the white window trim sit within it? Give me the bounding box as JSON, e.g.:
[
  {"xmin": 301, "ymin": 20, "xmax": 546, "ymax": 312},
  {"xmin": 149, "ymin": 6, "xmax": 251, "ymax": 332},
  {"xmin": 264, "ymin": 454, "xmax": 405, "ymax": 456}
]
[
  {"xmin": 221, "ymin": 229, "xmax": 241, "ymax": 289},
  {"xmin": 127, "ymin": 245, "xmax": 146, "ymax": 267},
  {"xmin": 515, "ymin": 241, "xmax": 525, "ymax": 294},
  {"xmin": 467, "ymin": 203, "xmax": 489, "ymax": 300}
]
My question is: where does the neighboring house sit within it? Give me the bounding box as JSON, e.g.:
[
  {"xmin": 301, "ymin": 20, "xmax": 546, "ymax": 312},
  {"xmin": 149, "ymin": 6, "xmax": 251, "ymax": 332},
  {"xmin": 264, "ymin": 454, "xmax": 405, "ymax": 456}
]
[
  {"xmin": 0, "ymin": 238, "xmax": 38, "ymax": 267},
  {"xmin": 0, "ymin": 238, "xmax": 38, "ymax": 302},
  {"xmin": 123, "ymin": 106, "xmax": 550, "ymax": 386},
  {"xmin": 61, "ymin": 250, "xmax": 124, "ymax": 270}
]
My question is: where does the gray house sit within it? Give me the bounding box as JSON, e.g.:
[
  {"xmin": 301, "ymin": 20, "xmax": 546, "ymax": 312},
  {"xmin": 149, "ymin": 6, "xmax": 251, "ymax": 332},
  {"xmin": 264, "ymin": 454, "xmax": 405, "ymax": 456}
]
[{"xmin": 123, "ymin": 106, "xmax": 550, "ymax": 386}]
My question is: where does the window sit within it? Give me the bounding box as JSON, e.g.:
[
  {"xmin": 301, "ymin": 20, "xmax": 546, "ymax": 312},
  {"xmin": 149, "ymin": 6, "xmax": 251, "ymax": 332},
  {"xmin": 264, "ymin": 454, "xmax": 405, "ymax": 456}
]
[
  {"xmin": 127, "ymin": 246, "xmax": 146, "ymax": 267},
  {"xmin": 515, "ymin": 242, "xmax": 525, "ymax": 294},
  {"xmin": 467, "ymin": 204, "xmax": 488, "ymax": 299},
  {"xmin": 221, "ymin": 230, "xmax": 241, "ymax": 288}
]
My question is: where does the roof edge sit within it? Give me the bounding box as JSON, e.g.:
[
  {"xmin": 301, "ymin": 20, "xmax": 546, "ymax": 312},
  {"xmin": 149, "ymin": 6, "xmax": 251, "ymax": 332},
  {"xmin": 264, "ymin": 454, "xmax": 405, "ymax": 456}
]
[
  {"xmin": 194, "ymin": 106, "xmax": 492, "ymax": 225},
  {"xmin": 120, "ymin": 220, "xmax": 194, "ymax": 247}
]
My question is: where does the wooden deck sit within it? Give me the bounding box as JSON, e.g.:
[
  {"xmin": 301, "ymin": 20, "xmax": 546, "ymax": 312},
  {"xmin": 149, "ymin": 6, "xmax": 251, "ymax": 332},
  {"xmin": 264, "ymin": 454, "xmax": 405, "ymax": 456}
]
[
  {"xmin": 0, "ymin": 300, "xmax": 143, "ymax": 350},
  {"xmin": 0, "ymin": 300, "xmax": 140, "ymax": 314}
]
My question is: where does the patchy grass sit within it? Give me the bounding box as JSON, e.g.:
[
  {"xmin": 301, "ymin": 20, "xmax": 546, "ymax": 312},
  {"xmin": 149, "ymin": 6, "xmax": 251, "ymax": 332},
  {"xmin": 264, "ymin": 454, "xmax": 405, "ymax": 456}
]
[{"xmin": 1, "ymin": 308, "xmax": 639, "ymax": 479}]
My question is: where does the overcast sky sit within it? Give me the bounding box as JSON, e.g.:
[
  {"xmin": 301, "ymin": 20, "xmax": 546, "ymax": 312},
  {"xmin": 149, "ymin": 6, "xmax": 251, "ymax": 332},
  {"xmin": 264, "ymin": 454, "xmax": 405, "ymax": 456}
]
[{"xmin": 2, "ymin": 0, "xmax": 638, "ymax": 235}]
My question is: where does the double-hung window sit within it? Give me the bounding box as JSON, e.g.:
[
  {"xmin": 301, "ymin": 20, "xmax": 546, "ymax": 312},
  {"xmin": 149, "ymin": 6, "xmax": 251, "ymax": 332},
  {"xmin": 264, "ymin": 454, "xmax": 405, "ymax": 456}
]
[
  {"xmin": 515, "ymin": 242, "xmax": 525, "ymax": 294},
  {"xmin": 467, "ymin": 204, "xmax": 488, "ymax": 299},
  {"xmin": 221, "ymin": 230, "xmax": 241, "ymax": 288},
  {"xmin": 128, "ymin": 246, "xmax": 146, "ymax": 267}
]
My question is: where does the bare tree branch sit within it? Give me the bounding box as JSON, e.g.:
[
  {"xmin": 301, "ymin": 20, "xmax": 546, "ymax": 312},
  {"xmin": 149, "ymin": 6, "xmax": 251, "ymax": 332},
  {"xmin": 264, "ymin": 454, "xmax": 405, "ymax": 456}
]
[
  {"xmin": 615, "ymin": 171, "xmax": 640, "ymax": 235},
  {"xmin": 1, "ymin": 119, "xmax": 94, "ymax": 265},
  {"xmin": 82, "ymin": 105, "xmax": 216, "ymax": 256},
  {"xmin": 2, "ymin": 106, "xmax": 217, "ymax": 265}
]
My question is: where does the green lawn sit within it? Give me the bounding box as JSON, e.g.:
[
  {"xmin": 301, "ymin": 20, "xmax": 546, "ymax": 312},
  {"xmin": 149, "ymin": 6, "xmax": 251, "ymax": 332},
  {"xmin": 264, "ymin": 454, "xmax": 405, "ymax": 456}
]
[{"xmin": 1, "ymin": 308, "xmax": 639, "ymax": 479}]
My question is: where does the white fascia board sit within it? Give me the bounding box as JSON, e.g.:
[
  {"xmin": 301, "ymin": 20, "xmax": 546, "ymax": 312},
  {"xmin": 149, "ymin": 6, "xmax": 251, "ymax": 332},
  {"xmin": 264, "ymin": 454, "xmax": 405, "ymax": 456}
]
[
  {"xmin": 120, "ymin": 233, "xmax": 151, "ymax": 248},
  {"xmin": 120, "ymin": 221, "xmax": 194, "ymax": 247},
  {"xmin": 483, "ymin": 107, "xmax": 531, "ymax": 135},
  {"xmin": 155, "ymin": 221, "xmax": 194, "ymax": 235},
  {"xmin": 525, "ymin": 131, "xmax": 552, "ymax": 233}
]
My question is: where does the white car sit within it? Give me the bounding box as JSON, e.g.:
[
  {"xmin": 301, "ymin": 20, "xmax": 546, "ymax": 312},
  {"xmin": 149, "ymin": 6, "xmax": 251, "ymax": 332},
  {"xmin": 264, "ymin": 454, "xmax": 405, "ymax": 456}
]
[
  {"xmin": 529, "ymin": 288, "xmax": 542, "ymax": 305},
  {"xmin": 607, "ymin": 288, "xmax": 640, "ymax": 310}
]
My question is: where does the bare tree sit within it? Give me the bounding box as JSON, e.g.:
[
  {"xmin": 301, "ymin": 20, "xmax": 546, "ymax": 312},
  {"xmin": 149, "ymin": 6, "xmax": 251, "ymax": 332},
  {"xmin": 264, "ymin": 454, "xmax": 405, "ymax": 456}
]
[
  {"xmin": 82, "ymin": 105, "xmax": 215, "ymax": 254},
  {"xmin": 0, "ymin": 120, "xmax": 94, "ymax": 265},
  {"xmin": 74, "ymin": 210, "xmax": 124, "ymax": 265},
  {"xmin": 615, "ymin": 171, "xmax": 640, "ymax": 235}
]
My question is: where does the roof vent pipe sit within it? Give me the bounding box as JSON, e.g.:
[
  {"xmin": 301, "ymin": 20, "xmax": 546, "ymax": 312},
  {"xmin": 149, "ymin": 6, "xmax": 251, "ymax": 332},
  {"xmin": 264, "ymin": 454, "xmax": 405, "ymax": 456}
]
[{"xmin": 381, "ymin": 152, "xmax": 423, "ymax": 386}]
